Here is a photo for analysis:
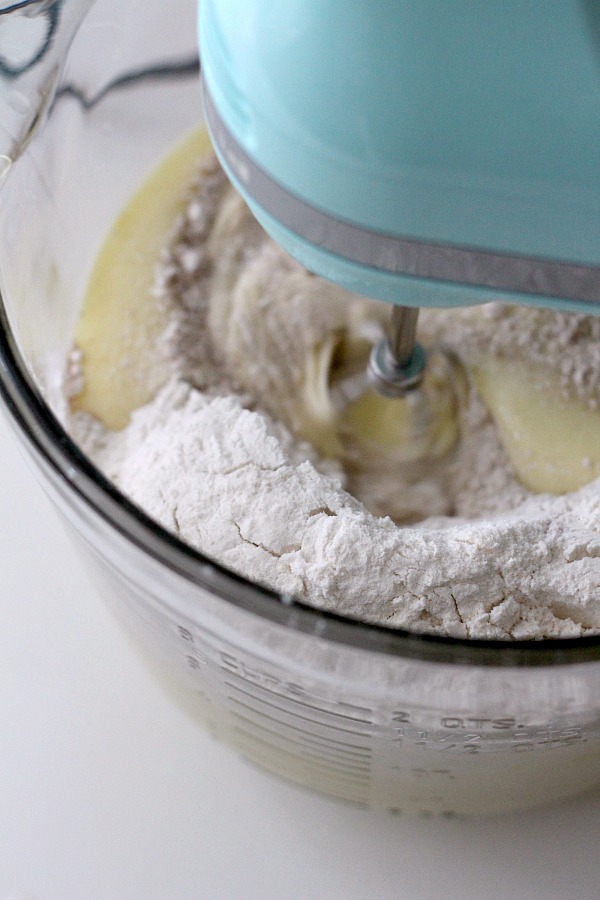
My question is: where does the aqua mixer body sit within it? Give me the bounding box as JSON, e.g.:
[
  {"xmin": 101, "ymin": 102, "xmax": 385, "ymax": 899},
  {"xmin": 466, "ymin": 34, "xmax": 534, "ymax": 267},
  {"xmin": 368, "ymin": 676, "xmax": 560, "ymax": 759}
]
[{"xmin": 199, "ymin": 0, "xmax": 600, "ymax": 398}]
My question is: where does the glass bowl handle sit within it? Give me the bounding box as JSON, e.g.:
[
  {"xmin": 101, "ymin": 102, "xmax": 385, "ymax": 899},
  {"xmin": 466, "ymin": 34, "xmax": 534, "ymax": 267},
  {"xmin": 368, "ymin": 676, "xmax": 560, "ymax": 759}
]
[{"xmin": 0, "ymin": 0, "xmax": 94, "ymax": 161}]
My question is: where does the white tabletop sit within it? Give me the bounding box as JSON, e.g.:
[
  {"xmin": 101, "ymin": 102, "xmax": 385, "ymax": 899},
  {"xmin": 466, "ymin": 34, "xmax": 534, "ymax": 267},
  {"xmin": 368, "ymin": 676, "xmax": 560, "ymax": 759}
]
[{"xmin": 1, "ymin": 408, "xmax": 599, "ymax": 900}]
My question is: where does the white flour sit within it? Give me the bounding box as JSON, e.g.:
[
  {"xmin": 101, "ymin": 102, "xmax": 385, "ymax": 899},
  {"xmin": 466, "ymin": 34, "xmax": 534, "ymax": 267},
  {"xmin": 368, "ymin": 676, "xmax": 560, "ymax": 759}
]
[{"xmin": 71, "ymin": 154, "xmax": 600, "ymax": 640}]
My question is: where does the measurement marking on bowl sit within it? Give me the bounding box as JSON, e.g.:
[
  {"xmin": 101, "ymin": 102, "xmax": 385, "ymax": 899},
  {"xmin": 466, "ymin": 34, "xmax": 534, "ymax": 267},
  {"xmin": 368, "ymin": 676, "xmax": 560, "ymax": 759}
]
[
  {"xmin": 237, "ymin": 747, "xmax": 372, "ymax": 804},
  {"xmin": 232, "ymin": 721, "xmax": 372, "ymax": 774},
  {"xmin": 239, "ymin": 718, "xmax": 372, "ymax": 757},
  {"xmin": 225, "ymin": 685, "xmax": 375, "ymax": 749},
  {"xmin": 410, "ymin": 768, "xmax": 456, "ymax": 781},
  {"xmin": 227, "ymin": 689, "xmax": 374, "ymax": 737},
  {"xmin": 228, "ymin": 693, "xmax": 374, "ymax": 746},
  {"xmin": 219, "ymin": 652, "xmax": 373, "ymax": 716},
  {"xmin": 232, "ymin": 726, "xmax": 372, "ymax": 788},
  {"xmin": 225, "ymin": 701, "xmax": 373, "ymax": 756},
  {"xmin": 232, "ymin": 724, "xmax": 372, "ymax": 780},
  {"xmin": 229, "ymin": 711, "xmax": 372, "ymax": 769},
  {"xmin": 224, "ymin": 673, "xmax": 374, "ymax": 725}
]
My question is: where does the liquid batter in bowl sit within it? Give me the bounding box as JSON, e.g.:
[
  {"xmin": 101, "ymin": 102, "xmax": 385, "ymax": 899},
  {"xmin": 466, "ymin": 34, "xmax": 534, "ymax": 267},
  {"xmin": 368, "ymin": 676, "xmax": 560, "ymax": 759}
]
[{"xmin": 67, "ymin": 129, "xmax": 600, "ymax": 640}]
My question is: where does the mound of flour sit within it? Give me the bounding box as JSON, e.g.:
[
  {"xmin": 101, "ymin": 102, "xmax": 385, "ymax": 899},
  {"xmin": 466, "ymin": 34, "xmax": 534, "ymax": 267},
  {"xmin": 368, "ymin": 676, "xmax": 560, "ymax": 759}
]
[
  {"xmin": 73, "ymin": 377, "xmax": 600, "ymax": 640},
  {"xmin": 70, "ymin": 154, "xmax": 600, "ymax": 640}
]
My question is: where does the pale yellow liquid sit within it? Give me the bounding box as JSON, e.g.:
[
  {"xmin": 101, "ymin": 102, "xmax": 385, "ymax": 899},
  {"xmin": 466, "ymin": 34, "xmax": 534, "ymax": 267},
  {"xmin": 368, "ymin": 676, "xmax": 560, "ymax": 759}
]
[
  {"xmin": 475, "ymin": 357, "xmax": 600, "ymax": 493},
  {"xmin": 72, "ymin": 128, "xmax": 212, "ymax": 429}
]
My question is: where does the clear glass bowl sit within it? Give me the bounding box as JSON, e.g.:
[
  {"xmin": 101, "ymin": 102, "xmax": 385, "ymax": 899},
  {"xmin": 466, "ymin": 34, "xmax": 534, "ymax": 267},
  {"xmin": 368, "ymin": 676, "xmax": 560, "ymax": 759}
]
[{"xmin": 0, "ymin": 0, "xmax": 599, "ymax": 816}]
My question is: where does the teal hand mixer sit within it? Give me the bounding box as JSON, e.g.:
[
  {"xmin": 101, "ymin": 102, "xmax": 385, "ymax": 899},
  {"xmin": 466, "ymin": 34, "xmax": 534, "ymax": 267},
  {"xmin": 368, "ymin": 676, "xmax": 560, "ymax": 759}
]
[{"xmin": 199, "ymin": 0, "xmax": 600, "ymax": 396}]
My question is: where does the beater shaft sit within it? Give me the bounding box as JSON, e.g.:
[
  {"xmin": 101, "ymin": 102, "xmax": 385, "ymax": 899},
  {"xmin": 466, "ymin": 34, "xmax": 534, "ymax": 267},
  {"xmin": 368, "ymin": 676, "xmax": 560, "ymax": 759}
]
[{"xmin": 367, "ymin": 306, "xmax": 426, "ymax": 397}]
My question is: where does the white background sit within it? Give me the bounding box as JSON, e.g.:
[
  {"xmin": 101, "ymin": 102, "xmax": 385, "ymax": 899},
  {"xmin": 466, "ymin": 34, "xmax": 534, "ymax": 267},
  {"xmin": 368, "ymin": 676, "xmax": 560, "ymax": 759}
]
[{"xmin": 1, "ymin": 408, "xmax": 600, "ymax": 900}]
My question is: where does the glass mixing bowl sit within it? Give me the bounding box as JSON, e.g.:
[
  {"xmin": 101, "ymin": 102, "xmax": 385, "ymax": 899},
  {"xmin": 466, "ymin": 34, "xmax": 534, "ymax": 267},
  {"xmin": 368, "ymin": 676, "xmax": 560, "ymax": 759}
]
[{"xmin": 0, "ymin": 0, "xmax": 599, "ymax": 816}]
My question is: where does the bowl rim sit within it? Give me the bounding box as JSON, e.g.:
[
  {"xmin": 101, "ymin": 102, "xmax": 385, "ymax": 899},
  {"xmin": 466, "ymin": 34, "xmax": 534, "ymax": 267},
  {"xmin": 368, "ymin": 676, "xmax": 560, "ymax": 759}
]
[{"xmin": 2, "ymin": 301, "xmax": 600, "ymax": 669}]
